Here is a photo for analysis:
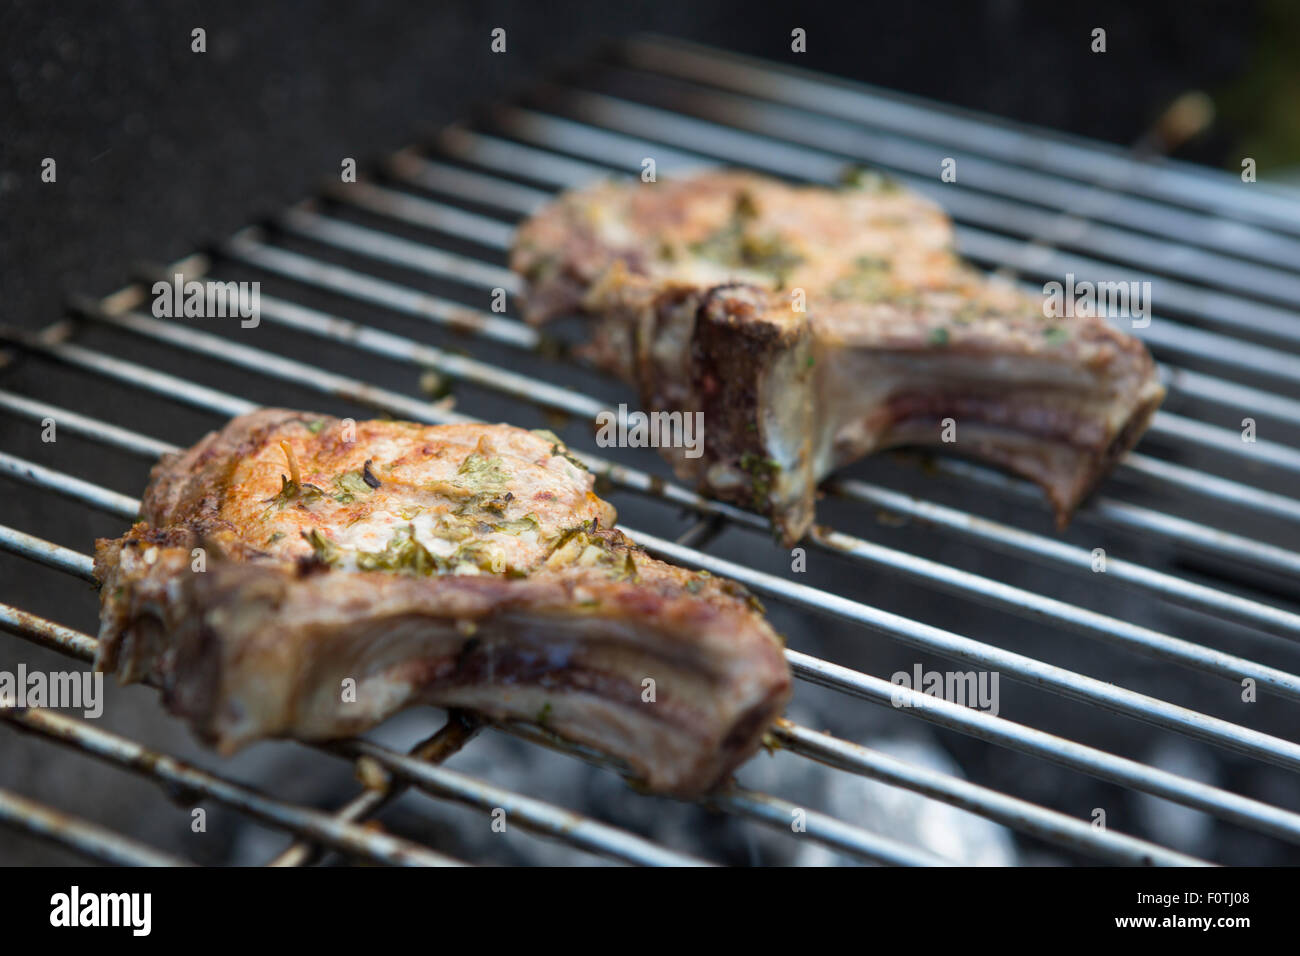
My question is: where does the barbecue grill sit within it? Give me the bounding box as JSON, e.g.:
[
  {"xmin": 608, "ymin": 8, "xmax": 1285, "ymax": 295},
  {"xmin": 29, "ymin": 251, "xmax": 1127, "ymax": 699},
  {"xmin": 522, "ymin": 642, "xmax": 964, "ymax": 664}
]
[{"xmin": 3, "ymin": 34, "xmax": 1300, "ymax": 866}]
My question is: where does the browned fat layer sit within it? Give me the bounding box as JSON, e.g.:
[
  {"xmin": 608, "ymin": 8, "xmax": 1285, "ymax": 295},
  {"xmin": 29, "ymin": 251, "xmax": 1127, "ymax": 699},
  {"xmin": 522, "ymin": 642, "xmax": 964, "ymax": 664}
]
[
  {"xmin": 634, "ymin": 284, "xmax": 706, "ymax": 407},
  {"xmin": 690, "ymin": 285, "xmax": 806, "ymax": 459},
  {"xmin": 525, "ymin": 273, "xmax": 589, "ymax": 325},
  {"xmin": 397, "ymin": 641, "xmax": 711, "ymax": 733},
  {"xmin": 1066, "ymin": 390, "xmax": 1164, "ymax": 509},
  {"xmin": 160, "ymin": 622, "xmax": 223, "ymax": 736},
  {"xmin": 1101, "ymin": 394, "xmax": 1162, "ymax": 468},
  {"xmin": 720, "ymin": 693, "xmax": 785, "ymax": 752},
  {"xmin": 116, "ymin": 525, "xmax": 196, "ymax": 550},
  {"xmin": 883, "ymin": 391, "xmax": 1110, "ymax": 449}
]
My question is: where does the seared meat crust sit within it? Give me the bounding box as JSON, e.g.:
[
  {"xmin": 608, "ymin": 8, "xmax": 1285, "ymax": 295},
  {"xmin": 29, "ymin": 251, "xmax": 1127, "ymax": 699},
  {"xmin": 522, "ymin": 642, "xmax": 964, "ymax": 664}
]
[
  {"xmin": 94, "ymin": 410, "xmax": 791, "ymax": 796},
  {"xmin": 512, "ymin": 170, "xmax": 1165, "ymax": 543}
]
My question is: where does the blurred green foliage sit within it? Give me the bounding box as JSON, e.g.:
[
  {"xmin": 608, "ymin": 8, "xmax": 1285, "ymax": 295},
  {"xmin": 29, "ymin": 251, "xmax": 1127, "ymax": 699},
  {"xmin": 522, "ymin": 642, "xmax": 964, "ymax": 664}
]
[{"xmin": 1218, "ymin": 0, "xmax": 1300, "ymax": 176}]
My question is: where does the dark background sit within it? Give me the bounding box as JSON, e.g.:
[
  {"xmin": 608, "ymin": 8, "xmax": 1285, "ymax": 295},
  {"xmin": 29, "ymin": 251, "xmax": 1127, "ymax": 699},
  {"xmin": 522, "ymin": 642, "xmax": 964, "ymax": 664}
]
[{"xmin": 2, "ymin": 0, "xmax": 1295, "ymax": 331}]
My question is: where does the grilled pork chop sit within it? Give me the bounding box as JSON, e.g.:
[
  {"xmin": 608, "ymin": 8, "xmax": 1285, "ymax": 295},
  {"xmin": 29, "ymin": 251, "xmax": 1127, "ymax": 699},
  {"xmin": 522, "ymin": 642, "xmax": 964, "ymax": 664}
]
[
  {"xmin": 512, "ymin": 170, "xmax": 1165, "ymax": 544},
  {"xmin": 94, "ymin": 410, "xmax": 791, "ymax": 796}
]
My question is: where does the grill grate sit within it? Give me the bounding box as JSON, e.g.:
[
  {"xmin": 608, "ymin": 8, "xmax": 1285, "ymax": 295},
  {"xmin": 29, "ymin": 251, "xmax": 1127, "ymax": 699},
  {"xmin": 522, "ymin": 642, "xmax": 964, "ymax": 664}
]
[{"xmin": 3, "ymin": 34, "xmax": 1300, "ymax": 866}]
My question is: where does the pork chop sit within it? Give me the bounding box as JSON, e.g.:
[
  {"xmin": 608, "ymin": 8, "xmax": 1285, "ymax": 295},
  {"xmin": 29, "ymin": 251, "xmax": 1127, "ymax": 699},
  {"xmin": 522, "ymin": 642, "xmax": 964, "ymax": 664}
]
[
  {"xmin": 511, "ymin": 170, "xmax": 1165, "ymax": 544},
  {"xmin": 93, "ymin": 409, "xmax": 791, "ymax": 796}
]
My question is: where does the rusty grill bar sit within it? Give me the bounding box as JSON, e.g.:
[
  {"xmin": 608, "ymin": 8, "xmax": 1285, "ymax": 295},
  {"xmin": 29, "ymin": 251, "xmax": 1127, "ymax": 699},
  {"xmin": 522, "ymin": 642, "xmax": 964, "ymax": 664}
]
[{"xmin": 2, "ymin": 35, "xmax": 1300, "ymax": 866}]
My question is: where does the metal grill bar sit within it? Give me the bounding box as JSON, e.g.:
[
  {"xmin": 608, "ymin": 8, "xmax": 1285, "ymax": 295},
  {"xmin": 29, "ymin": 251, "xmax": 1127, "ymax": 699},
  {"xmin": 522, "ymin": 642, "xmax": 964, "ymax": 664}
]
[
  {"xmin": 324, "ymin": 181, "xmax": 518, "ymax": 249},
  {"xmin": 220, "ymin": 231, "xmax": 539, "ymax": 348},
  {"xmin": 498, "ymin": 718, "xmax": 1205, "ymax": 867},
  {"xmin": 270, "ymin": 715, "xmax": 481, "ymax": 867},
  {"xmin": 0, "ymin": 601, "xmax": 97, "ymax": 660},
  {"xmin": 271, "ymin": 717, "xmax": 480, "ymax": 868},
  {"xmin": 537, "ymin": 80, "xmax": 1300, "ymax": 312},
  {"xmin": 332, "ymin": 709, "xmax": 958, "ymax": 866},
  {"xmin": 0, "ymin": 705, "xmax": 465, "ymax": 867},
  {"xmin": 618, "ymin": 37, "xmax": 1300, "ymax": 232},
  {"xmin": 0, "ymin": 389, "xmax": 174, "ymax": 459},
  {"xmin": 715, "ymin": 788, "xmax": 954, "ymax": 866},
  {"xmin": 50, "ymin": 300, "xmax": 467, "ymax": 427},
  {"xmin": 785, "ymin": 646, "xmax": 1300, "ymax": 846},
  {"xmin": 608, "ymin": 55, "xmax": 1300, "ymax": 274},
  {"xmin": 920, "ymin": 455, "xmax": 1300, "ymax": 573},
  {"xmin": 0, "ymin": 786, "xmax": 190, "ymax": 867},
  {"xmin": 107, "ymin": 287, "xmax": 602, "ymax": 422},
  {"xmin": 388, "ymin": 149, "xmax": 555, "ymax": 211},
  {"xmin": 0, "ymin": 448, "xmax": 142, "ymax": 517},
  {"xmin": 284, "ymin": 206, "xmax": 521, "ymax": 294},
  {"xmin": 769, "ymin": 721, "xmax": 1201, "ymax": 866},
  {"xmin": 0, "ymin": 524, "xmax": 96, "ymax": 581},
  {"xmin": 328, "ymin": 740, "xmax": 721, "ymax": 867},
  {"xmin": 831, "ymin": 479, "xmax": 1300, "ymax": 612},
  {"xmin": 1159, "ymin": 361, "xmax": 1300, "ymax": 424},
  {"xmin": 969, "ymin": 232, "xmax": 1300, "ymax": 376},
  {"xmin": 640, "ymin": 532, "xmax": 1300, "ymax": 770},
  {"xmin": 31, "ymin": 337, "xmax": 255, "ymax": 419}
]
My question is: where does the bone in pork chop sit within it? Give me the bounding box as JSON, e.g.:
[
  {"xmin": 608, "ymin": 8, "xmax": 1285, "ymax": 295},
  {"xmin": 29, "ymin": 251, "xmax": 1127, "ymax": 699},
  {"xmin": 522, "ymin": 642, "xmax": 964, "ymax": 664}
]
[
  {"xmin": 93, "ymin": 410, "xmax": 791, "ymax": 796},
  {"xmin": 511, "ymin": 170, "xmax": 1166, "ymax": 544}
]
